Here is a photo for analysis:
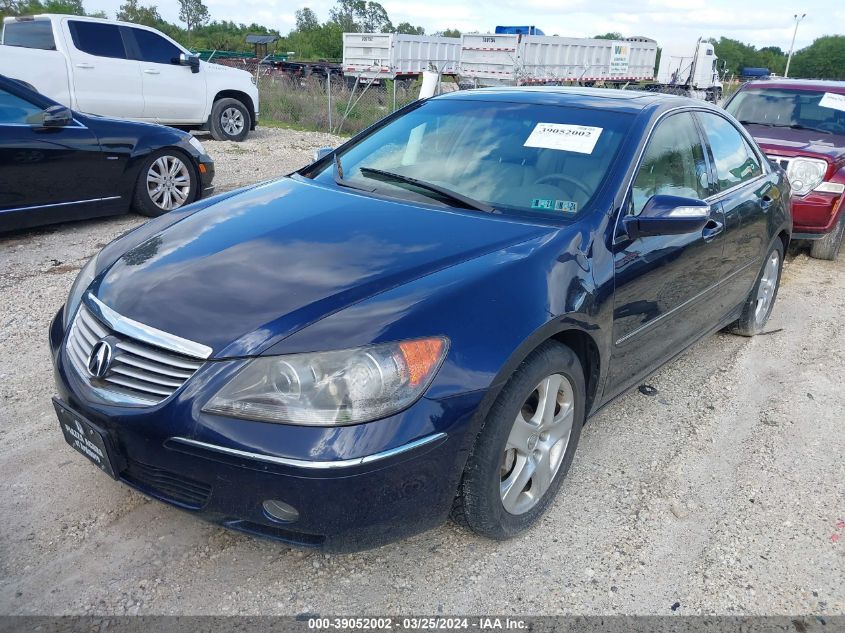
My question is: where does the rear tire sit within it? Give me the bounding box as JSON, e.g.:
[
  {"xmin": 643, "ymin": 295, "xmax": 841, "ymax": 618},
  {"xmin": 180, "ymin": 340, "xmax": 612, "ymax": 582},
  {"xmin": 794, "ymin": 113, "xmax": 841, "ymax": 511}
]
[
  {"xmin": 729, "ymin": 240, "xmax": 784, "ymax": 337},
  {"xmin": 209, "ymin": 98, "xmax": 250, "ymax": 142},
  {"xmin": 451, "ymin": 341, "xmax": 585, "ymax": 540},
  {"xmin": 132, "ymin": 149, "xmax": 198, "ymax": 217},
  {"xmin": 809, "ymin": 212, "xmax": 845, "ymax": 260}
]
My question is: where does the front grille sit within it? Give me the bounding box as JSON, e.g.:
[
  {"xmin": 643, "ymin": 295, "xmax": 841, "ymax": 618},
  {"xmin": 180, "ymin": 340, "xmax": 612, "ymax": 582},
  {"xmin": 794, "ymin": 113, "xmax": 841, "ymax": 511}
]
[
  {"xmin": 767, "ymin": 154, "xmax": 791, "ymax": 171},
  {"xmin": 66, "ymin": 304, "xmax": 204, "ymax": 405},
  {"xmin": 122, "ymin": 459, "xmax": 212, "ymax": 509}
]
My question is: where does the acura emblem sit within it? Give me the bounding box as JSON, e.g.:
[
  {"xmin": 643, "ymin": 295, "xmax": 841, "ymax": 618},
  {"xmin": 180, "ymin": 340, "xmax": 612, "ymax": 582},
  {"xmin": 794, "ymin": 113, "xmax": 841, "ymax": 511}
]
[{"xmin": 87, "ymin": 340, "xmax": 113, "ymax": 379}]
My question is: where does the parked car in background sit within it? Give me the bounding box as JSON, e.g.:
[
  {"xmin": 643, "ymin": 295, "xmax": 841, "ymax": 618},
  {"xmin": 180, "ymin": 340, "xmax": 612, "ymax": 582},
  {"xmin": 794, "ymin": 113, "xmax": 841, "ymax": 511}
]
[
  {"xmin": 50, "ymin": 88, "xmax": 789, "ymax": 552},
  {"xmin": 725, "ymin": 79, "xmax": 845, "ymax": 260},
  {"xmin": 0, "ymin": 75, "xmax": 214, "ymax": 232},
  {"xmin": 0, "ymin": 14, "xmax": 259, "ymax": 142}
]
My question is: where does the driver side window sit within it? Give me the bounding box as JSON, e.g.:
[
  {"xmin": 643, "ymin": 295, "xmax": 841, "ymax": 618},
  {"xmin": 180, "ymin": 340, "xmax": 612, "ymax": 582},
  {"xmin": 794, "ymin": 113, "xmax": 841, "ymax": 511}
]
[
  {"xmin": 631, "ymin": 112, "xmax": 708, "ymax": 215},
  {"xmin": 0, "ymin": 88, "xmax": 43, "ymax": 125}
]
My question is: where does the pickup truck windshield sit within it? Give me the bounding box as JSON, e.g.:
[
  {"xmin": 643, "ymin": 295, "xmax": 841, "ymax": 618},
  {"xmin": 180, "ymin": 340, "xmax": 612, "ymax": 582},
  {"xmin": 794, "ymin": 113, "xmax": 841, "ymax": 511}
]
[
  {"xmin": 2, "ymin": 19, "xmax": 55, "ymax": 50},
  {"xmin": 727, "ymin": 88, "xmax": 845, "ymax": 136},
  {"xmin": 308, "ymin": 98, "xmax": 632, "ymax": 219}
]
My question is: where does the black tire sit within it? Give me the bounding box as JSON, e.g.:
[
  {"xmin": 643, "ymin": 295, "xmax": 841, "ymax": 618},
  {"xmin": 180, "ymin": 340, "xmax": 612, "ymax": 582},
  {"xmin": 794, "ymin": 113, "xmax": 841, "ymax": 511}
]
[
  {"xmin": 132, "ymin": 149, "xmax": 198, "ymax": 217},
  {"xmin": 810, "ymin": 212, "xmax": 845, "ymax": 260},
  {"xmin": 729, "ymin": 240, "xmax": 784, "ymax": 337},
  {"xmin": 452, "ymin": 341, "xmax": 585, "ymax": 540},
  {"xmin": 209, "ymin": 98, "xmax": 250, "ymax": 142}
]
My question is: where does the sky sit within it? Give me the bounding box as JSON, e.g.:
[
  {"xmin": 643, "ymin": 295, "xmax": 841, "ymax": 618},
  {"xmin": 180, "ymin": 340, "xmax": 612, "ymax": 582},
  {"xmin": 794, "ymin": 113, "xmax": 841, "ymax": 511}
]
[{"xmin": 84, "ymin": 0, "xmax": 839, "ymax": 52}]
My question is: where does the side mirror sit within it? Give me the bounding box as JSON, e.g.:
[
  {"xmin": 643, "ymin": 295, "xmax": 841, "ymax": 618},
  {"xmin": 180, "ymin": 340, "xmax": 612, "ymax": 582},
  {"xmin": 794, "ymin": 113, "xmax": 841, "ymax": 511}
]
[
  {"xmin": 313, "ymin": 146, "xmax": 333, "ymax": 162},
  {"xmin": 40, "ymin": 104, "xmax": 72, "ymax": 128},
  {"xmin": 178, "ymin": 53, "xmax": 201, "ymax": 73},
  {"xmin": 623, "ymin": 195, "xmax": 710, "ymax": 239}
]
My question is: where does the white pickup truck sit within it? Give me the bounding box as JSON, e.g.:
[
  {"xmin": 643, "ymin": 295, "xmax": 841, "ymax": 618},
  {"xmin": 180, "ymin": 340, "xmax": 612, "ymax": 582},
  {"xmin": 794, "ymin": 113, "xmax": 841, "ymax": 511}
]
[{"xmin": 0, "ymin": 14, "xmax": 259, "ymax": 141}]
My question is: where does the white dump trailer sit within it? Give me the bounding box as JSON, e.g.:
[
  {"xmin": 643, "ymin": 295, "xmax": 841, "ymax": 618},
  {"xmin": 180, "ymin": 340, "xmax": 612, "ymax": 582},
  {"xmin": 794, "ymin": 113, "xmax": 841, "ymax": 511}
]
[
  {"xmin": 342, "ymin": 33, "xmax": 461, "ymax": 81},
  {"xmin": 460, "ymin": 34, "xmax": 658, "ymax": 85},
  {"xmin": 657, "ymin": 40, "xmax": 723, "ymax": 96}
]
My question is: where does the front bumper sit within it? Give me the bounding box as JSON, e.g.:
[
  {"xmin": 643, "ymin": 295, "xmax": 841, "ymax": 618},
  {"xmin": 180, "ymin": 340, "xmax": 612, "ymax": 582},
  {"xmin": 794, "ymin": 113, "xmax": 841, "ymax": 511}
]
[
  {"xmin": 198, "ymin": 158, "xmax": 215, "ymax": 199},
  {"xmin": 48, "ymin": 309, "xmax": 479, "ymax": 552},
  {"xmin": 792, "ymin": 191, "xmax": 844, "ymax": 236}
]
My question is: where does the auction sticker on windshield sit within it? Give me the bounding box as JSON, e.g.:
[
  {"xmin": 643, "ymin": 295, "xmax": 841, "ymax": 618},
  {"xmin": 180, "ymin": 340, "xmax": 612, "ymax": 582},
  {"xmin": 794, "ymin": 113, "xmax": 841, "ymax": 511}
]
[
  {"xmin": 524, "ymin": 123, "xmax": 603, "ymax": 154},
  {"xmin": 819, "ymin": 92, "xmax": 845, "ymax": 113}
]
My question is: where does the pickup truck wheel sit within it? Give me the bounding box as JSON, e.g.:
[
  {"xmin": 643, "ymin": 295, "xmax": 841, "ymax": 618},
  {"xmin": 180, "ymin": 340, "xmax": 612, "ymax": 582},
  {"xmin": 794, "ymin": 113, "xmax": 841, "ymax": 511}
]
[
  {"xmin": 133, "ymin": 150, "xmax": 197, "ymax": 217},
  {"xmin": 210, "ymin": 98, "xmax": 250, "ymax": 142},
  {"xmin": 451, "ymin": 341, "xmax": 585, "ymax": 540},
  {"xmin": 729, "ymin": 240, "xmax": 784, "ymax": 337},
  {"xmin": 809, "ymin": 212, "xmax": 845, "ymax": 261}
]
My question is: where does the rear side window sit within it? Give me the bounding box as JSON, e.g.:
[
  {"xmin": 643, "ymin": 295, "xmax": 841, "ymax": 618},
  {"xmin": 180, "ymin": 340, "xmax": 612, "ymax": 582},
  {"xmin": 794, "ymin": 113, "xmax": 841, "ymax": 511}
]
[
  {"xmin": 697, "ymin": 112, "xmax": 762, "ymax": 192},
  {"xmin": 631, "ymin": 112, "xmax": 709, "ymax": 214},
  {"xmin": 68, "ymin": 20, "xmax": 127, "ymax": 59},
  {"xmin": 2, "ymin": 20, "xmax": 56, "ymax": 50},
  {"xmin": 0, "ymin": 88, "xmax": 43, "ymax": 125},
  {"xmin": 131, "ymin": 28, "xmax": 182, "ymax": 64}
]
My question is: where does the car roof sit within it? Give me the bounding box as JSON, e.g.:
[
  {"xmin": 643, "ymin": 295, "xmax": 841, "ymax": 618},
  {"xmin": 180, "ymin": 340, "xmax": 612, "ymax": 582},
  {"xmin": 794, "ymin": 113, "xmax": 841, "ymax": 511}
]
[
  {"xmin": 742, "ymin": 79, "xmax": 845, "ymax": 93},
  {"xmin": 434, "ymin": 86, "xmax": 715, "ymax": 114}
]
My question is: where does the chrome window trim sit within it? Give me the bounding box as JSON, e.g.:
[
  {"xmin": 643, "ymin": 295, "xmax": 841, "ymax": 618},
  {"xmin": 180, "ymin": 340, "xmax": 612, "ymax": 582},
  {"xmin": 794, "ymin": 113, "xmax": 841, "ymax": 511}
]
[
  {"xmin": 168, "ymin": 432, "xmax": 447, "ymax": 470},
  {"xmin": 0, "ymin": 196, "xmax": 120, "ymax": 214},
  {"xmin": 85, "ymin": 293, "xmax": 212, "ymax": 360}
]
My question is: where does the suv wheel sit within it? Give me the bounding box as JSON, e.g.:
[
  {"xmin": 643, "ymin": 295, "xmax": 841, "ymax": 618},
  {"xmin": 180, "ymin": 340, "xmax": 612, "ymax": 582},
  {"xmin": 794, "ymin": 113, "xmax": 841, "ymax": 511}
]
[
  {"xmin": 210, "ymin": 98, "xmax": 250, "ymax": 142},
  {"xmin": 810, "ymin": 212, "xmax": 845, "ymax": 261}
]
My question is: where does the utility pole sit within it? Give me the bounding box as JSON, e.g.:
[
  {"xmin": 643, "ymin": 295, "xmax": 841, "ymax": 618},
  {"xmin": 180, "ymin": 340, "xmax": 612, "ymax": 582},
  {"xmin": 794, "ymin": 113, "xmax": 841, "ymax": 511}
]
[{"xmin": 784, "ymin": 13, "xmax": 806, "ymax": 78}]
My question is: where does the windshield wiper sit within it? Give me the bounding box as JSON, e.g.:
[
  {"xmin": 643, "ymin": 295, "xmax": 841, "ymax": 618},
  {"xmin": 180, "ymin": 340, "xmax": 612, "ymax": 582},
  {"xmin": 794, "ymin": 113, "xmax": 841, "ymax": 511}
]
[
  {"xmin": 332, "ymin": 152, "xmax": 375, "ymax": 192},
  {"xmin": 358, "ymin": 167, "xmax": 495, "ymax": 213},
  {"xmin": 739, "ymin": 120, "xmax": 832, "ymax": 135}
]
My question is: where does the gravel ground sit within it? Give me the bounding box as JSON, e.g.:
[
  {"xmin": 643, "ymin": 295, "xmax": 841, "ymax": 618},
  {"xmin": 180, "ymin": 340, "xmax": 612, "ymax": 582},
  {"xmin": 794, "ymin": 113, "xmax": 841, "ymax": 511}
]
[{"xmin": 1, "ymin": 127, "xmax": 843, "ymax": 616}]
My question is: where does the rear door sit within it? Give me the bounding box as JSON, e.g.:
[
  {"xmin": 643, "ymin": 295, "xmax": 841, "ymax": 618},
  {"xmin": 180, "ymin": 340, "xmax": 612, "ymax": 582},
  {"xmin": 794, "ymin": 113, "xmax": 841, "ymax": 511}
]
[
  {"xmin": 0, "ymin": 86, "xmax": 110, "ymax": 227},
  {"xmin": 608, "ymin": 110, "xmax": 727, "ymax": 394},
  {"xmin": 124, "ymin": 26, "xmax": 207, "ymax": 123},
  {"xmin": 695, "ymin": 110, "xmax": 779, "ymax": 309},
  {"xmin": 63, "ymin": 19, "xmax": 144, "ymax": 118}
]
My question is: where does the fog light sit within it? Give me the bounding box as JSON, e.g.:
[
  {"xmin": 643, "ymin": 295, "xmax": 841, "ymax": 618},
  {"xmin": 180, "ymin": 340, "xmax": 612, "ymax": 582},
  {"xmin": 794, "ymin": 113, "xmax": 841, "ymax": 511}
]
[{"xmin": 263, "ymin": 499, "xmax": 299, "ymax": 523}]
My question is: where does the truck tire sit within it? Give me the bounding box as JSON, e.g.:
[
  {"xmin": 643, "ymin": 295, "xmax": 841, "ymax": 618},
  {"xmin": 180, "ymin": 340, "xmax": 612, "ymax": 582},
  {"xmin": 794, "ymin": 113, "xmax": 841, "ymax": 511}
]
[
  {"xmin": 209, "ymin": 98, "xmax": 250, "ymax": 142},
  {"xmin": 132, "ymin": 149, "xmax": 198, "ymax": 217},
  {"xmin": 810, "ymin": 211, "xmax": 845, "ymax": 261}
]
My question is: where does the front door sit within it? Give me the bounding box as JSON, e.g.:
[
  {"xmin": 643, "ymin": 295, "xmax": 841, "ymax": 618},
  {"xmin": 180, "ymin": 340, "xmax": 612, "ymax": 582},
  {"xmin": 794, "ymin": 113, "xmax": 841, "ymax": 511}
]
[
  {"xmin": 608, "ymin": 110, "xmax": 727, "ymax": 395},
  {"xmin": 63, "ymin": 19, "xmax": 144, "ymax": 119}
]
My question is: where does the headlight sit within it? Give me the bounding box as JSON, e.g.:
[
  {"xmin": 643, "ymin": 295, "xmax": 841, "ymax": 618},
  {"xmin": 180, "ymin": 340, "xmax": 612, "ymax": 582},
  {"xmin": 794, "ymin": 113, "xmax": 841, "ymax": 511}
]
[
  {"xmin": 188, "ymin": 136, "xmax": 206, "ymax": 155},
  {"xmin": 63, "ymin": 254, "xmax": 98, "ymax": 329},
  {"xmin": 787, "ymin": 157, "xmax": 827, "ymax": 196},
  {"xmin": 203, "ymin": 337, "xmax": 448, "ymax": 425}
]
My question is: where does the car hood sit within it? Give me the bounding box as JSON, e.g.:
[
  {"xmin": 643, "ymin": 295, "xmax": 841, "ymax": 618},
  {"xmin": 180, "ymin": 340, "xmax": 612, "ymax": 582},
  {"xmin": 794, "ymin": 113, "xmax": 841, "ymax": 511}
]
[
  {"xmin": 95, "ymin": 177, "xmax": 552, "ymax": 357},
  {"xmin": 745, "ymin": 123, "xmax": 845, "ymax": 161}
]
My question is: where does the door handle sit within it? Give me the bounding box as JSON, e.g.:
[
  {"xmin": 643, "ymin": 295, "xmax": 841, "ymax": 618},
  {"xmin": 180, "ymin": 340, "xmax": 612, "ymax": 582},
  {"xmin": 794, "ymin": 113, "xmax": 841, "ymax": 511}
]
[
  {"xmin": 143, "ymin": 69, "xmax": 161, "ymax": 75},
  {"xmin": 75, "ymin": 63, "xmax": 94, "ymax": 69},
  {"xmin": 702, "ymin": 219, "xmax": 724, "ymax": 241},
  {"xmin": 760, "ymin": 195, "xmax": 773, "ymax": 211}
]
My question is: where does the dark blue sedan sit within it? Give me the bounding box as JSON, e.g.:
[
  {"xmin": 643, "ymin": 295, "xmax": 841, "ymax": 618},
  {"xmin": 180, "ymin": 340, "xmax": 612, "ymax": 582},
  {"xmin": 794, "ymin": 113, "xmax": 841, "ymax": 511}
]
[{"xmin": 49, "ymin": 87, "xmax": 791, "ymax": 551}]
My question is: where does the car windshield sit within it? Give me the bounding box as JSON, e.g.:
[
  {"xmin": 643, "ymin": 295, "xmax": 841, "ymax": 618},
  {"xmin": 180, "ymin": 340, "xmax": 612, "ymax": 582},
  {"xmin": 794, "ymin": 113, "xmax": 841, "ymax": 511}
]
[
  {"xmin": 726, "ymin": 87, "xmax": 845, "ymax": 135},
  {"xmin": 306, "ymin": 98, "xmax": 633, "ymax": 219}
]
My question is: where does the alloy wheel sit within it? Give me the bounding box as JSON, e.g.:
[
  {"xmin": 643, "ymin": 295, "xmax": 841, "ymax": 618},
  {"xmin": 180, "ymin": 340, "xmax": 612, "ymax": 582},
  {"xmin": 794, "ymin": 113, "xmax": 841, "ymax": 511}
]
[
  {"xmin": 146, "ymin": 155, "xmax": 191, "ymax": 211},
  {"xmin": 500, "ymin": 373, "xmax": 575, "ymax": 515},
  {"xmin": 754, "ymin": 250, "xmax": 780, "ymax": 325},
  {"xmin": 221, "ymin": 107, "xmax": 245, "ymax": 137}
]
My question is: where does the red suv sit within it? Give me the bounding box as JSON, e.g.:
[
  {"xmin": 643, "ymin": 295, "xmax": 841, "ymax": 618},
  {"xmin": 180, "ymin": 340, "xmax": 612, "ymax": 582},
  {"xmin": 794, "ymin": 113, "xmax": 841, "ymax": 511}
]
[{"xmin": 725, "ymin": 80, "xmax": 845, "ymax": 259}]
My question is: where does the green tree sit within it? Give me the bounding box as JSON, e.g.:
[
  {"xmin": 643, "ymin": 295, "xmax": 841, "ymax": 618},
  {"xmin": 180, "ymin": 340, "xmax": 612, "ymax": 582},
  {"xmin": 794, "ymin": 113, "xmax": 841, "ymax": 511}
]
[
  {"xmin": 790, "ymin": 35, "xmax": 845, "ymax": 79},
  {"xmin": 594, "ymin": 32, "xmax": 623, "ymax": 40},
  {"xmin": 295, "ymin": 7, "xmax": 319, "ymax": 31},
  {"xmin": 116, "ymin": 0, "xmax": 162, "ymax": 26},
  {"xmin": 437, "ymin": 28, "xmax": 461, "ymax": 38},
  {"xmin": 395, "ymin": 21, "xmax": 424, "ymax": 35},
  {"xmin": 178, "ymin": 0, "xmax": 209, "ymax": 42},
  {"xmin": 328, "ymin": 0, "xmax": 391, "ymax": 33}
]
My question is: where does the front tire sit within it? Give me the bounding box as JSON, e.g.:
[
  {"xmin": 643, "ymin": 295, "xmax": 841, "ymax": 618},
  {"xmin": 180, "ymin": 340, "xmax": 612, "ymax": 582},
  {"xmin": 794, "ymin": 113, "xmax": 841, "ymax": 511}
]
[
  {"xmin": 209, "ymin": 98, "xmax": 250, "ymax": 142},
  {"xmin": 810, "ymin": 212, "xmax": 845, "ymax": 261},
  {"xmin": 730, "ymin": 240, "xmax": 784, "ymax": 336},
  {"xmin": 132, "ymin": 149, "xmax": 197, "ymax": 217},
  {"xmin": 452, "ymin": 341, "xmax": 585, "ymax": 540}
]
